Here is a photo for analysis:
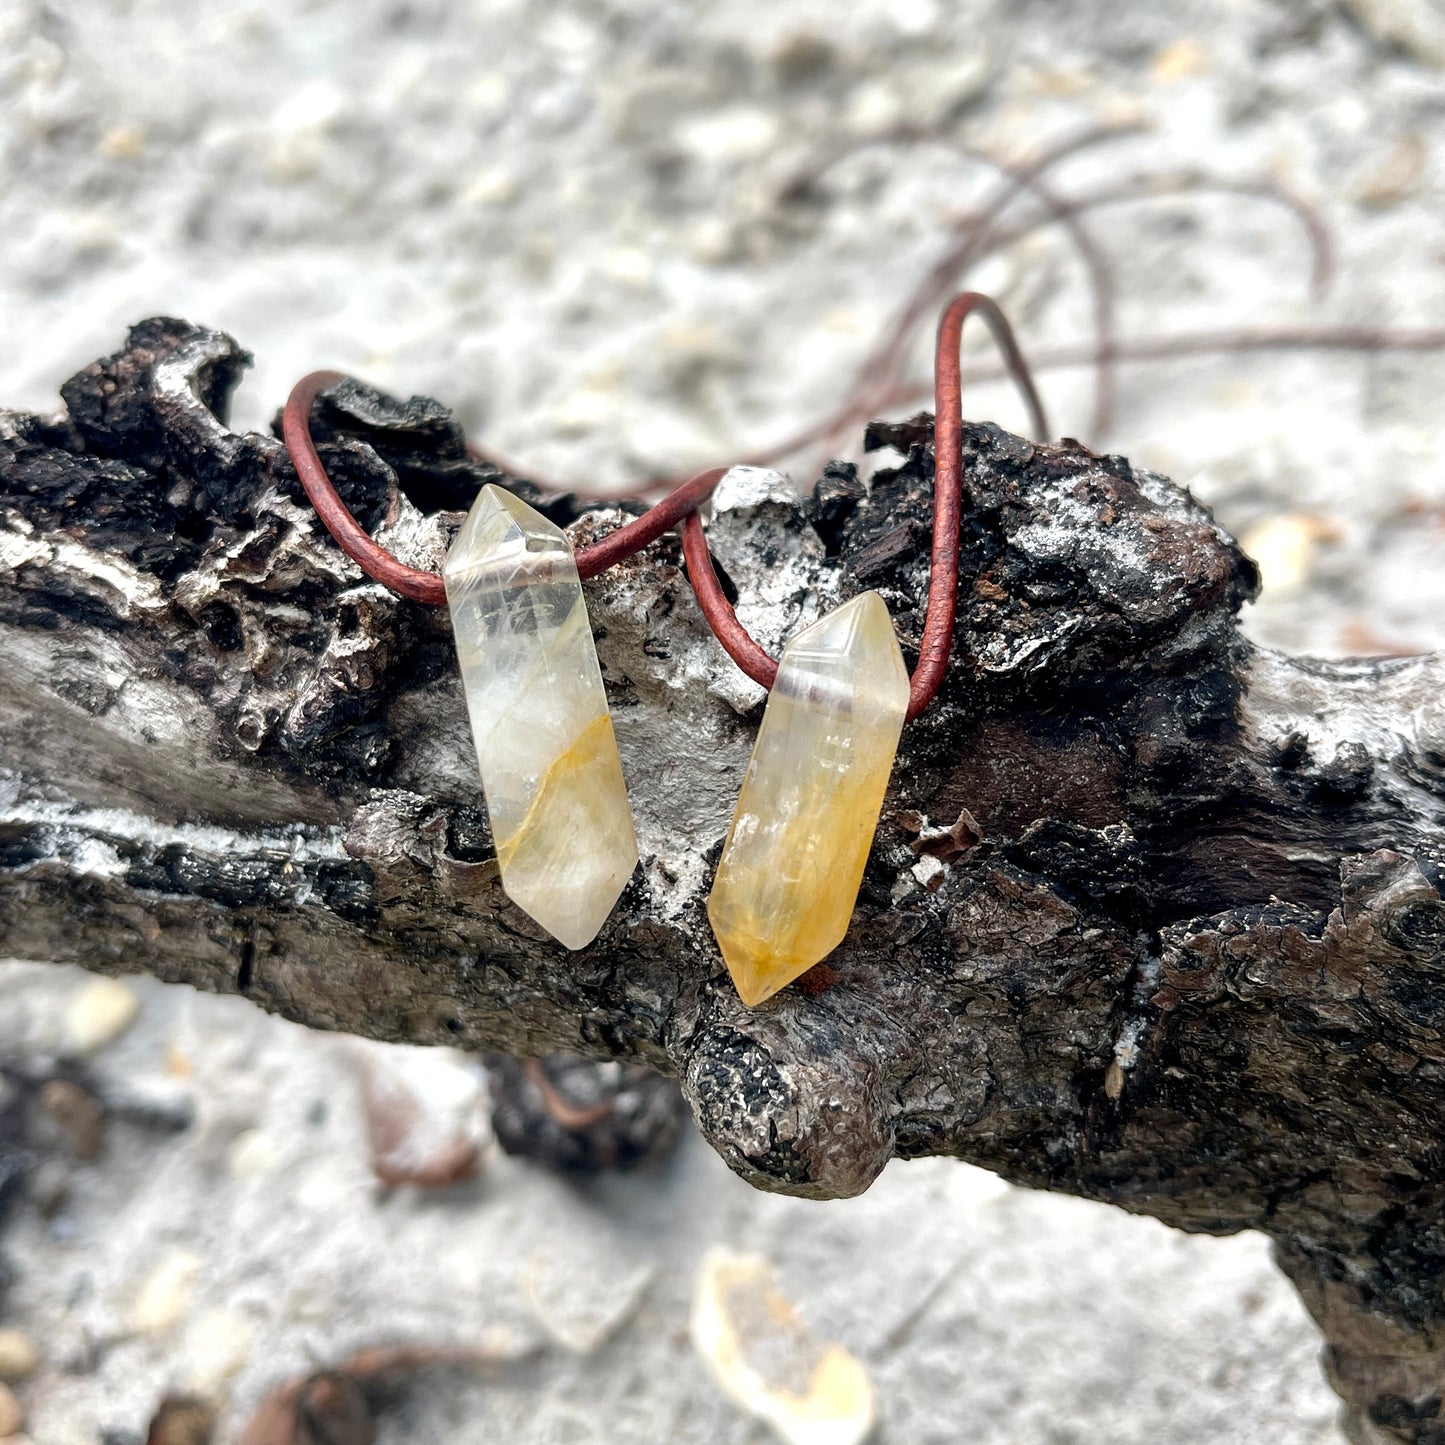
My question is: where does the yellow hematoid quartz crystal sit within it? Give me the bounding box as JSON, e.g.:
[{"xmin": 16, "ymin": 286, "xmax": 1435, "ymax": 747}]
[
  {"xmin": 442, "ymin": 485, "xmax": 638, "ymax": 949},
  {"xmin": 708, "ymin": 591, "xmax": 910, "ymax": 1006}
]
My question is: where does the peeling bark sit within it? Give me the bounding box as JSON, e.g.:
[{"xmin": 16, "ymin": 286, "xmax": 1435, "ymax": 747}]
[{"xmin": 3, "ymin": 319, "xmax": 1445, "ymax": 1441}]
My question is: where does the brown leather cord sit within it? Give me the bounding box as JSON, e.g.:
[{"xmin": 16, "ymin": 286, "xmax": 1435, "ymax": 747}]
[
  {"xmin": 678, "ymin": 509, "xmax": 780, "ymax": 689},
  {"xmin": 283, "ymin": 370, "xmax": 447, "ymax": 607},
  {"xmin": 281, "ymin": 289, "xmax": 1047, "ymax": 720},
  {"xmin": 911, "ymin": 290, "xmax": 1047, "ymax": 720},
  {"xmin": 282, "ymin": 374, "xmax": 730, "ymax": 597}
]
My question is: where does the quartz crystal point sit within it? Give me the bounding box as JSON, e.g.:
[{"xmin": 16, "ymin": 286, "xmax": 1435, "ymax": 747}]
[
  {"xmin": 443, "ymin": 485, "xmax": 637, "ymax": 949},
  {"xmin": 708, "ymin": 591, "xmax": 909, "ymax": 1006}
]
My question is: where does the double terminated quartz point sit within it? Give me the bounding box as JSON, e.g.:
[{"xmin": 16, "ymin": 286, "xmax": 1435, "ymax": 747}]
[
  {"xmin": 444, "ymin": 480, "xmax": 907, "ymax": 997},
  {"xmin": 443, "ymin": 485, "xmax": 637, "ymax": 949},
  {"xmin": 708, "ymin": 591, "xmax": 910, "ymax": 1007}
]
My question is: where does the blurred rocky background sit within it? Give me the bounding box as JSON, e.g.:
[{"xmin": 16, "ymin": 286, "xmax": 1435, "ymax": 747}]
[{"xmin": 5, "ymin": 0, "xmax": 1445, "ymax": 1439}]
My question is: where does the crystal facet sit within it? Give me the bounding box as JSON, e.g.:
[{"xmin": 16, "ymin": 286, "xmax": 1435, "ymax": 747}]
[
  {"xmin": 443, "ymin": 485, "xmax": 637, "ymax": 949},
  {"xmin": 707, "ymin": 591, "xmax": 909, "ymax": 1005}
]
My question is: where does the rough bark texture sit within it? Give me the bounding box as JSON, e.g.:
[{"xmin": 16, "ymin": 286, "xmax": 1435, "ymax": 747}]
[{"xmin": 3, "ymin": 319, "xmax": 1444, "ymax": 1441}]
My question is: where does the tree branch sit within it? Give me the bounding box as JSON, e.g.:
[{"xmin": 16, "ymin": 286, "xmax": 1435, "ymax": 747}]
[{"xmin": 4, "ymin": 319, "xmax": 1444, "ymax": 1442}]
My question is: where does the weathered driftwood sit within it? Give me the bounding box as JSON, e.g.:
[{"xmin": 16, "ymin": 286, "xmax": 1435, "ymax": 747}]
[{"xmin": 3, "ymin": 319, "xmax": 1445, "ymax": 1441}]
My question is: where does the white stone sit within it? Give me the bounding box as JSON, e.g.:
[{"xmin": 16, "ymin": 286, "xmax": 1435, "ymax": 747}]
[
  {"xmin": 226, "ymin": 1129, "xmax": 278, "ymax": 1180},
  {"xmin": 132, "ymin": 1250, "xmax": 201, "ymax": 1335},
  {"xmin": 63, "ymin": 976, "xmax": 138, "ymax": 1053},
  {"xmin": 677, "ymin": 106, "xmax": 779, "ymax": 162},
  {"xmin": 0, "ymin": 1383, "xmax": 21, "ymax": 1438},
  {"xmin": 521, "ymin": 1246, "xmax": 654, "ymax": 1353},
  {"xmin": 0, "ymin": 1331, "xmax": 36, "ymax": 1382},
  {"xmin": 443, "ymin": 485, "xmax": 638, "ymax": 949},
  {"xmin": 184, "ymin": 1308, "xmax": 254, "ymax": 1393}
]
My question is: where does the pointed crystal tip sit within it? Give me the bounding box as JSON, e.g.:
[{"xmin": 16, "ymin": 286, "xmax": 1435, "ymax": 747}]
[{"xmin": 444, "ymin": 484, "xmax": 570, "ymax": 592}]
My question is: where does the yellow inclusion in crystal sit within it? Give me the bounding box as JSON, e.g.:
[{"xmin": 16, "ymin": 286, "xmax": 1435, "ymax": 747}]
[
  {"xmin": 493, "ymin": 711, "xmax": 630, "ymax": 888},
  {"xmin": 707, "ymin": 591, "xmax": 909, "ymax": 1006},
  {"xmin": 443, "ymin": 485, "xmax": 637, "ymax": 950}
]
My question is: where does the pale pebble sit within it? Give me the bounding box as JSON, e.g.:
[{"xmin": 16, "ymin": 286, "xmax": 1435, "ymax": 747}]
[
  {"xmin": 522, "ymin": 1247, "xmax": 654, "ymax": 1354},
  {"xmin": 133, "ymin": 1250, "xmax": 202, "ymax": 1334},
  {"xmin": 0, "ymin": 1383, "xmax": 21, "ymax": 1437},
  {"xmin": 226, "ymin": 1129, "xmax": 278, "ymax": 1180},
  {"xmin": 184, "ymin": 1308, "xmax": 254, "ymax": 1393},
  {"xmin": 0, "ymin": 1331, "xmax": 36, "ymax": 1382},
  {"xmin": 1241, "ymin": 514, "xmax": 1342, "ymax": 593},
  {"xmin": 676, "ymin": 106, "xmax": 779, "ymax": 163},
  {"xmin": 64, "ymin": 977, "xmax": 139, "ymax": 1053},
  {"xmin": 900, "ymin": 53, "xmax": 992, "ymax": 125}
]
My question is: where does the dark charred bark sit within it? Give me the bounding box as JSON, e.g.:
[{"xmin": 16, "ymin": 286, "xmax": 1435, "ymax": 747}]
[{"xmin": 3, "ymin": 319, "xmax": 1444, "ymax": 1441}]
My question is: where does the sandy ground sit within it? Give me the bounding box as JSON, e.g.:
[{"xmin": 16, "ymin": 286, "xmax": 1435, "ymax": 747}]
[{"xmin": 5, "ymin": 0, "xmax": 1445, "ymax": 1439}]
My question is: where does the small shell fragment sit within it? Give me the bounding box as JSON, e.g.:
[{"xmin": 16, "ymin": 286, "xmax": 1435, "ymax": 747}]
[{"xmin": 690, "ymin": 1247, "xmax": 876, "ymax": 1445}]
